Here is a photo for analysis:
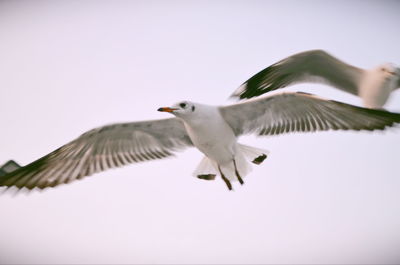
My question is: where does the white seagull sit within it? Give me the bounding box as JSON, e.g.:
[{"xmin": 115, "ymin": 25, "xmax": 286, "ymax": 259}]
[
  {"xmin": 1, "ymin": 92, "xmax": 400, "ymax": 191},
  {"xmin": 231, "ymin": 50, "xmax": 400, "ymax": 109}
]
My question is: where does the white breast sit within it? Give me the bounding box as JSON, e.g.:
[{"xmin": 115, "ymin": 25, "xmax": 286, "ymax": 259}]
[
  {"xmin": 182, "ymin": 106, "xmax": 238, "ymax": 164},
  {"xmin": 359, "ymin": 69, "xmax": 395, "ymax": 108}
]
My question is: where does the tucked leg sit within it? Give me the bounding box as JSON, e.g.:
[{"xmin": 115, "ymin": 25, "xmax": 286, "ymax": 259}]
[
  {"xmin": 218, "ymin": 165, "xmax": 232, "ymax": 191},
  {"xmin": 232, "ymin": 159, "xmax": 244, "ymax": 185}
]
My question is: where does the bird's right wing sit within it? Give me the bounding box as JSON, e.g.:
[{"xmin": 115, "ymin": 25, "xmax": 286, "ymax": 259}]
[
  {"xmin": 231, "ymin": 50, "xmax": 364, "ymax": 99},
  {"xmin": 0, "ymin": 118, "xmax": 193, "ymax": 190},
  {"xmin": 220, "ymin": 92, "xmax": 400, "ymax": 137}
]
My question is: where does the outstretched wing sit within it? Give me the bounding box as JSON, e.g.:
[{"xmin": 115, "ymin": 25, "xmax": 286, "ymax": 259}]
[
  {"xmin": 0, "ymin": 118, "xmax": 192, "ymax": 190},
  {"xmin": 220, "ymin": 92, "xmax": 400, "ymax": 136},
  {"xmin": 231, "ymin": 50, "xmax": 364, "ymax": 99}
]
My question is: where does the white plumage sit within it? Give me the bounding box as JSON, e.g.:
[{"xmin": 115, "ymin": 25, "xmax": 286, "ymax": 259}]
[{"xmin": 2, "ymin": 92, "xmax": 400, "ymax": 191}]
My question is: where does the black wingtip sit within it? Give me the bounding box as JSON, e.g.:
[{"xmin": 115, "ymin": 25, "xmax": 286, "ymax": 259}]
[{"xmin": 0, "ymin": 160, "xmax": 21, "ymax": 177}]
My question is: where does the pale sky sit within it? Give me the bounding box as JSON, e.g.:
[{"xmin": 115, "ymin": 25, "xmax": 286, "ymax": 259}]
[{"xmin": 1, "ymin": 1, "xmax": 400, "ymax": 264}]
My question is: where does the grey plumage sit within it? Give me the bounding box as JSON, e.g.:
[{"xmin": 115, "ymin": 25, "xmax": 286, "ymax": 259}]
[
  {"xmin": 231, "ymin": 50, "xmax": 400, "ymax": 108},
  {"xmin": 232, "ymin": 50, "xmax": 363, "ymax": 99},
  {"xmin": 0, "ymin": 118, "xmax": 192, "ymax": 190},
  {"xmin": 221, "ymin": 92, "xmax": 400, "ymax": 136},
  {"xmin": 1, "ymin": 92, "xmax": 400, "ymax": 191}
]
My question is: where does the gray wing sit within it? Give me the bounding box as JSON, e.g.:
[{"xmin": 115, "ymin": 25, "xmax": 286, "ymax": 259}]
[
  {"xmin": 231, "ymin": 50, "xmax": 364, "ymax": 99},
  {"xmin": 0, "ymin": 118, "xmax": 192, "ymax": 190},
  {"xmin": 220, "ymin": 92, "xmax": 400, "ymax": 136}
]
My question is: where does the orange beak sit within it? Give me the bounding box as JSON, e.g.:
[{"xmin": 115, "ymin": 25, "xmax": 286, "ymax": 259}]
[{"xmin": 157, "ymin": 107, "xmax": 178, "ymax": 113}]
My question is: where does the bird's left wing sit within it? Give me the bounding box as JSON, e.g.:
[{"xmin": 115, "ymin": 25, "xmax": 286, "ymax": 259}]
[
  {"xmin": 0, "ymin": 118, "xmax": 192, "ymax": 190},
  {"xmin": 220, "ymin": 92, "xmax": 400, "ymax": 137},
  {"xmin": 231, "ymin": 50, "xmax": 363, "ymax": 100}
]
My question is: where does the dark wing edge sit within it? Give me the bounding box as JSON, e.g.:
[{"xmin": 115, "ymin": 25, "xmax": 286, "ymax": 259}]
[
  {"xmin": 0, "ymin": 160, "xmax": 21, "ymax": 177},
  {"xmin": 231, "ymin": 50, "xmax": 364, "ymax": 100},
  {"xmin": 221, "ymin": 92, "xmax": 400, "ymax": 137},
  {"xmin": 0, "ymin": 118, "xmax": 192, "ymax": 191}
]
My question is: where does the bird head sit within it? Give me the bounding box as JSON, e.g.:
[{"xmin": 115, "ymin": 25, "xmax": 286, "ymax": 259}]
[
  {"xmin": 378, "ymin": 63, "xmax": 399, "ymax": 78},
  {"xmin": 158, "ymin": 101, "xmax": 197, "ymax": 118}
]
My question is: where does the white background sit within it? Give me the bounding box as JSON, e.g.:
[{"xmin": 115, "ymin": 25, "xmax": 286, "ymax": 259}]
[{"xmin": 1, "ymin": 1, "xmax": 400, "ymax": 264}]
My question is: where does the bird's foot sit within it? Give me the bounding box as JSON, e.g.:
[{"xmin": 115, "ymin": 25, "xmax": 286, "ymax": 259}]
[
  {"xmin": 232, "ymin": 159, "xmax": 244, "ymax": 185},
  {"xmin": 221, "ymin": 175, "xmax": 232, "ymax": 190},
  {"xmin": 218, "ymin": 165, "xmax": 233, "ymax": 191}
]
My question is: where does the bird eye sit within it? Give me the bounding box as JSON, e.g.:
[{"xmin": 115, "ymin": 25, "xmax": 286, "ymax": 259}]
[{"xmin": 180, "ymin": 103, "xmax": 187, "ymax": 108}]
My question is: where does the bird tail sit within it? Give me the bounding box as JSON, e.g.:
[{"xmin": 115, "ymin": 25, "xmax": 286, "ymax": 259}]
[
  {"xmin": 192, "ymin": 156, "xmax": 218, "ymax": 181},
  {"xmin": 238, "ymin": 144, "xmax": 270, "ymax": 166},
  {"xmin": 193, "ymin": 144, "xmax": 269, "ymax": 182}
]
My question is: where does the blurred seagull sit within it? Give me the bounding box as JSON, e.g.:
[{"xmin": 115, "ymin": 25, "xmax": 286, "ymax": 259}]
[
  {"xmin": 1, "ymin": 92, "xmax": 400, "ymax": 191},
  {"xmin": 231, "ymin": 50, "xmax": 400, "ymax": 109}
]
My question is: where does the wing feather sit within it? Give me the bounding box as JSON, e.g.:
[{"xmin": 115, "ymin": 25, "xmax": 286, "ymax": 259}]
[
  {"xmin": 232, "ymin": 50, "xmax": 364, "ymax": 99},
  {"xmin": 0, "ymin": 118, "xmax": 192, "ymax": 190},
  {"xmin": 220, "ymin": 92, "xmax": 400, "ymax": 137}
]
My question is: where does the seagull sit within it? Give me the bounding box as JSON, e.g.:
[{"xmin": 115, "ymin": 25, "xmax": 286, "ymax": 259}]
[
  {"xmin": 231, "ymin": 50, "xmax": 400, "ymax": 109},
  {"xmin": 1, "ymin": 92, "xmax": 400, "ymax": 191}
]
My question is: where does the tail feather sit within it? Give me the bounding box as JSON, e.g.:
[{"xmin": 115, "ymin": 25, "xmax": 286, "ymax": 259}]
[
  {"xmin": 193, "ymin": 156, "xmax": 218, "ymax": 180},
  {"xmin": 192, "ymin": 144, "xmax": 269, "ymax": 184},
  {"xmin": 239, "ymin": 144, "xmax": 270, "ymax": 165},
  {"xmin": 220, "ymin": 151, "xmax": 250, "ymax": 182}
]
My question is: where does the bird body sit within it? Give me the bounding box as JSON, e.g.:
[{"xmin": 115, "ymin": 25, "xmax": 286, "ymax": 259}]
[
  {"xmin": 179, "ymin": 103, "xmax": 239, "ymax": 165},
  {"xmin": 181, "ymin": 104, "xmax": 236, "ymax": 162},
  {"xmin": 359, "ymin": 65, "xmax": 399, "ymax": 108},
  {"xmin": 2, "ymin": 91, "xmax": 400, "ymax": 191},
  {"xmin": 160, "ymin": 102, "xmax": 260, "ymax": 188},
  {"xmin": 232, "ymin": 50, "xmax": 400, "ymax": 109}
]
